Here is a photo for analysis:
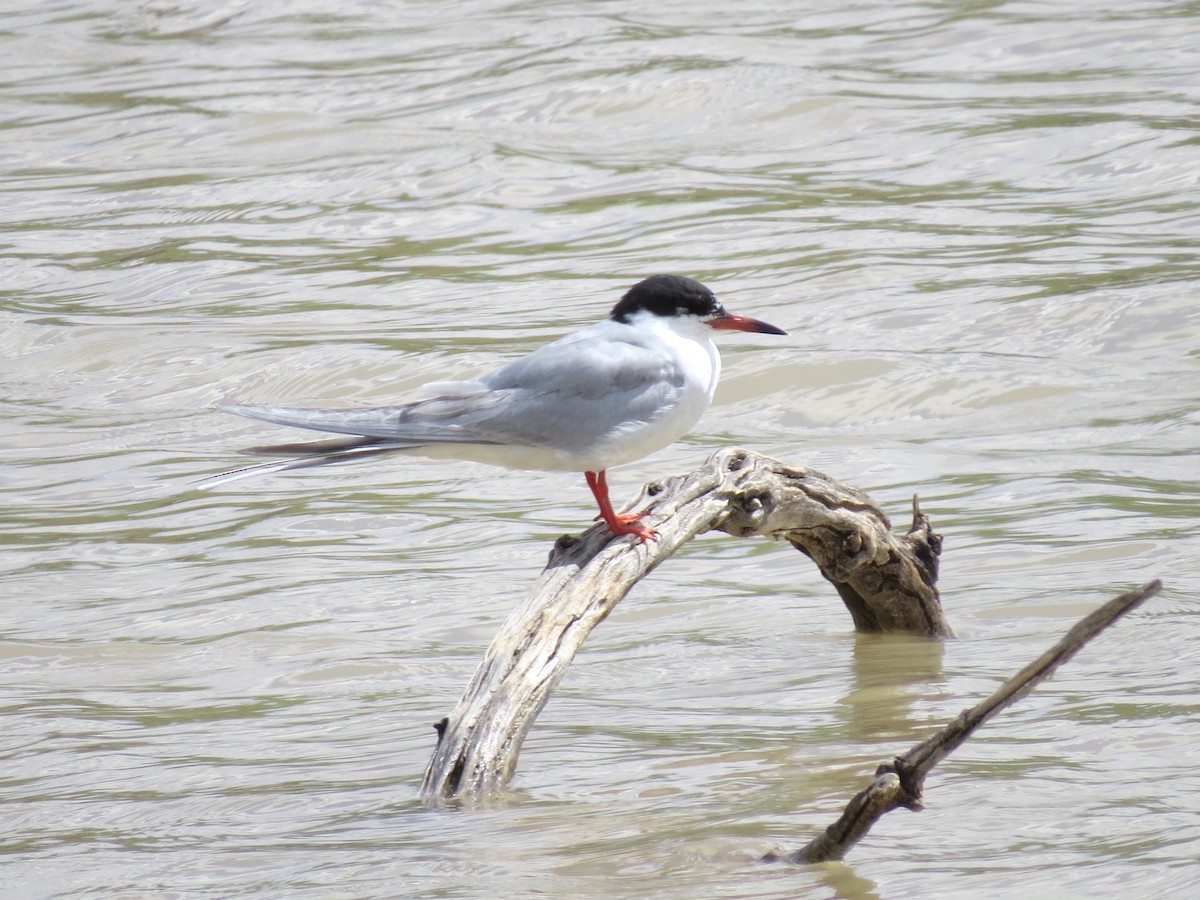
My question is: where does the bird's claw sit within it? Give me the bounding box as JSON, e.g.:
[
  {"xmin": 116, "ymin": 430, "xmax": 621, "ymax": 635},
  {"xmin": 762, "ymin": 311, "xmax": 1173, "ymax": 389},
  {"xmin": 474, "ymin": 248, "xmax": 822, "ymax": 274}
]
[{"xmin": 596, "ymin": 510, "xmax": 658, "ymax": 542}]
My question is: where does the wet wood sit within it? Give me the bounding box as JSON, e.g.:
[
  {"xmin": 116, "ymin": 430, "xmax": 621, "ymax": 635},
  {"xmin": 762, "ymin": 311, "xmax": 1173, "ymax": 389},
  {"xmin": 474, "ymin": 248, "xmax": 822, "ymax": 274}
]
[
  {"xmin": 421, "ymin": 447, "xmax": 949, "ymax": 802},
  {"xmin": 771, "ymin": 579, "xmax": 1162, "ymax": 864}
]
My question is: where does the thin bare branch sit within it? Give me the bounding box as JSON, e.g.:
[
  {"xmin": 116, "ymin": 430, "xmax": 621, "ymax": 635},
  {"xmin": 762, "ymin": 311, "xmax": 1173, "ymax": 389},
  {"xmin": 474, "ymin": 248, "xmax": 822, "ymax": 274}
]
[{"xmin": 781, "ymin": 579, "xmax": 1162, "ymax": 863}]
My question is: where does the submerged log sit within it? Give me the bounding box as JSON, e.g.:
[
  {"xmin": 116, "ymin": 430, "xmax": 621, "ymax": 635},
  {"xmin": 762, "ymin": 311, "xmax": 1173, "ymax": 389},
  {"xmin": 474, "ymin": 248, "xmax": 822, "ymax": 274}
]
[{"xmin": 421, "ymin": 447, "xmax": 948, "ymax": 802}]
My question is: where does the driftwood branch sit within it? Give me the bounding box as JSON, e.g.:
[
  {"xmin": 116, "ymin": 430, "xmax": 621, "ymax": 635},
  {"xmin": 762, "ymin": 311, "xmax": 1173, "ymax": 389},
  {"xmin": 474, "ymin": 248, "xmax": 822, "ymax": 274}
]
[
  {"xmin": 772, "ymin": 579, "xmax": 1162, "ymax": 864},
  {"xmin": 421, "ymin": 448, "xmax": 948, "ymax": 803}
]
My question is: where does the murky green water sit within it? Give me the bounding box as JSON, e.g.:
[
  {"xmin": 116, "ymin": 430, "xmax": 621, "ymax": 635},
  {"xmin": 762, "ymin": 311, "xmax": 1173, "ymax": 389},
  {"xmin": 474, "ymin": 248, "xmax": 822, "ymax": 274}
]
[{"xmin": 3, "ymin": 2, "xmax": 1199, "ymax": 897}]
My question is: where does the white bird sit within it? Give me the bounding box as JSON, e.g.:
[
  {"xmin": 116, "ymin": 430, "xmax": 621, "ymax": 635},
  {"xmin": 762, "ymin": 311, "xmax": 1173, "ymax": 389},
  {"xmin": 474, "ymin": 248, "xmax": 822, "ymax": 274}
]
[{"xmin": 202, "ymin": 274, "xmax": 786, "ymax": 541}]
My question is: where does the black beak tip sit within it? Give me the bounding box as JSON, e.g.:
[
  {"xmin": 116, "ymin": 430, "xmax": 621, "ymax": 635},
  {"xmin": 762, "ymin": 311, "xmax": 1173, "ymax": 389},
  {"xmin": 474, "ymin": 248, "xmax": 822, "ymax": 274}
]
[{"xmin": 708, "ymin": 313, "xmax": 789, "ymax": 336}]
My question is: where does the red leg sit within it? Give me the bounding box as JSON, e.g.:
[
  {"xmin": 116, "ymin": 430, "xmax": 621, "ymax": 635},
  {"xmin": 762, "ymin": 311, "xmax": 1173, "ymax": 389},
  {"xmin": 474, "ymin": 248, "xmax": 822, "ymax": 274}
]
[{"xmin": 585, "ymin": 470, "xmax": 657, "ymax": 542}]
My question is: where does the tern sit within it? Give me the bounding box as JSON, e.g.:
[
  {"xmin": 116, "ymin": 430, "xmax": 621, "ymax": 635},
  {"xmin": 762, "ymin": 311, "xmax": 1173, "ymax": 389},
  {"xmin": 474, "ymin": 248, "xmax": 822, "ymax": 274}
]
[{"xmin": 202, "ymin": 274, "xmax": 786, "ymax": 541}]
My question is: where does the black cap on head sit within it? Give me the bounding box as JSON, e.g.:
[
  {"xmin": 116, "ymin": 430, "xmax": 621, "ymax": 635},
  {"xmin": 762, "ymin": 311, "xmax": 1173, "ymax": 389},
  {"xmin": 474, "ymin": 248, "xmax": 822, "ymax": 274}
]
[{"xmin": 609, "ymin": 274, "xmax": 723, "ymax": 323}]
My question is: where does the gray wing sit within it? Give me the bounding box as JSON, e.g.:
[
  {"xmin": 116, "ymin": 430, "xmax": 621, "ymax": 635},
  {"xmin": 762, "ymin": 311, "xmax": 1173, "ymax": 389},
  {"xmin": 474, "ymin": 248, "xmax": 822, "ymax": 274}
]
[
  {"xmin": 216, "ymin": 391, "xmax": 509, "ymax": 445},
  {"xmin": 221, "ymin": 326, "xmax": 686, "ymax": 454},
  {"xmin": 201, "ymin": 389, "xmax": 512, "ymax": 489},
  {"xmin": 201, "ymin": 325, "xmax": 687, "ymax": 487},
  {"xmin": 470, "ymin": 326, "xmax": 687, "ymax": 453}
]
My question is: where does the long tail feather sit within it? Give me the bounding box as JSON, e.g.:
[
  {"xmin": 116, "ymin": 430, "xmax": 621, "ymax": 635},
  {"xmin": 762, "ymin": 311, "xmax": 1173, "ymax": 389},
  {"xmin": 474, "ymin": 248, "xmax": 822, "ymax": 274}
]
[
  {"xmin": 196, "ymin": 436, "xmax": 422, "ymax": 489},
  {"xmin": 241, "ymin": 435, "xmax": 388, "ymax": 457},
  {"xmin": 200, "ymin": 398, "xmax": 505, "ymax": 490}
]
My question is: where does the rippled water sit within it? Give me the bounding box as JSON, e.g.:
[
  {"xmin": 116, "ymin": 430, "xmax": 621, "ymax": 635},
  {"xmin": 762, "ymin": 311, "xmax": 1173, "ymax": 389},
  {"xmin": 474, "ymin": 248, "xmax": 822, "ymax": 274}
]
[{"xmin": 3, "ymin": 2, "xmax": 1199, "ymax": 897}]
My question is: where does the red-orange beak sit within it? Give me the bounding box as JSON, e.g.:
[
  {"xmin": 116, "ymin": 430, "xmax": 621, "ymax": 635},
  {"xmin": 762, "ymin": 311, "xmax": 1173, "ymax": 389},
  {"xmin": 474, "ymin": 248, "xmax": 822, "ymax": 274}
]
[{"xmin": 706, "ymin": 313, "xmax": 787, "ymax": 335}]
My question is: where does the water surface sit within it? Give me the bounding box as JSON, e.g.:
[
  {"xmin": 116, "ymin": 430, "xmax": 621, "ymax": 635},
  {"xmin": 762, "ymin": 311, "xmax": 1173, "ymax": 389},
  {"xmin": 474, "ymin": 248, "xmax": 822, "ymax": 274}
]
[{"xmin": 3, "ymin": 2, "xmax": 1199, "ymax": 897}]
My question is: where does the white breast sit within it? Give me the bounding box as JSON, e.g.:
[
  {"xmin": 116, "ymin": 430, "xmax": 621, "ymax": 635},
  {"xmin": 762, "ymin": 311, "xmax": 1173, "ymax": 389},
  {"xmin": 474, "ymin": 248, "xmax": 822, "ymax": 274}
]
[{"xmin": 575, "ymin": 314, "xmax": 721, "ymax": 470}]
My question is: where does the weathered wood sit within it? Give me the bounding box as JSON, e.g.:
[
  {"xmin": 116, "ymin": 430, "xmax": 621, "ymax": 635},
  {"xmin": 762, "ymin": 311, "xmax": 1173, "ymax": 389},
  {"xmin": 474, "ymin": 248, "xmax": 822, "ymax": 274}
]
[
  {"xmin": 421, "ymin": 448, "xmax": 948, "ymax": 803},
  {"xmin": 774, "ymin": 579, "xmax": 1162, "ymax": 864}
]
